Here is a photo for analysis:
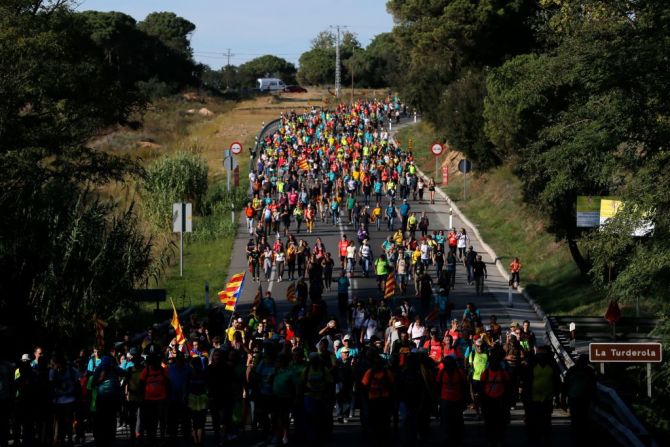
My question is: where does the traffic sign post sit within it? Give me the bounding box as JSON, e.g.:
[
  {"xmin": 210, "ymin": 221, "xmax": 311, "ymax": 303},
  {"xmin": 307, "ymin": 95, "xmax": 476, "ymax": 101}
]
[
  {"xmin": 431, "ymin": 143, "xmax": 444, "ymax": 181},
  {"xmin": 173, "ymin": 203, "xmax": 193, "ymax": 277},
  {"xmin": 458, "ymin": 159, "xmax": 473, "ymax": 200},
  {"xmin": 223, "ymin": 148, "xmax": 240, "ymax": 223},
  {"xmin": 589, "ymin": 343, "xmax": 662, "ymax": 397}
]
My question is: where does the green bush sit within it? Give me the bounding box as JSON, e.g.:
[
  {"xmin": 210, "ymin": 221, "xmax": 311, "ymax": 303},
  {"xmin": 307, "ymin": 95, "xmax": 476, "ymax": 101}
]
[{"xmin": 141, "ymin": 150, "xmax": 209, "ymax": 231}]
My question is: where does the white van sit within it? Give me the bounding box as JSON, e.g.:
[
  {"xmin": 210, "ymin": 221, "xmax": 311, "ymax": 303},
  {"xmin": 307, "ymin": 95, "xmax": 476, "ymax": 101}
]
[{"xmin": 257, "ymin": 78, "xmax": 286, "ymax": 92}]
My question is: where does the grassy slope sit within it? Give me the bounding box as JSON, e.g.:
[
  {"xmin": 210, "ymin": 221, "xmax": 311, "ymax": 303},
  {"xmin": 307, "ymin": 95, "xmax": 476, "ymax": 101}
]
[{"xmin": 396, "ymin": 122, "xmax": 607, "ymax": 315}]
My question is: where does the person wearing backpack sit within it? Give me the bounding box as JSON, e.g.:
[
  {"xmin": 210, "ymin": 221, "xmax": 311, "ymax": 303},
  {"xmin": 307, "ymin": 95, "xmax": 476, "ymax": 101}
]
[
  {"xmin": 480, "ymin": 348, "xmax": 512, "ymax": 447},
  {"xmin": 436, "ymin": 356, "xmax": 468, "ymax": 445},
  {"xmin": 361, "ymin": 355, "xmax": 394, "ymax": 447},
  {"xmin": 300, "ymin": 353, "xmax": 333, "ymax": 444},
  {"xmin": 521, "ymin": 346, "xmax": 561, "ymax": 447},
  {"xmin": 140, "ymin": 354, "xmax": 169, "ymax": 445}
]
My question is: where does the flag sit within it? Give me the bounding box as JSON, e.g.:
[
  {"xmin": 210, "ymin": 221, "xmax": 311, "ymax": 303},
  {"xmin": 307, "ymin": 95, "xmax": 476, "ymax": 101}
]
[
  {"xmin": 425, "ymin": 306, "xmax": 440, "ymax": 322},
  {"xmin": 286, "ymin": 282, "xmax": 297, "ymax": 303},
  {"xmin": 298, "ymin": 156, "xmax": 310, "ymax": 171},
  {"xmin": 170, "ymin": 299, "xmax": 186, "ymax": 345},
  {"xmin": 218, "ymin": 272, "xmax": 246, "ymax": 311},
  {"xmin": 384, "ymin": 272, "xmax": 396, "ymax": 299}
]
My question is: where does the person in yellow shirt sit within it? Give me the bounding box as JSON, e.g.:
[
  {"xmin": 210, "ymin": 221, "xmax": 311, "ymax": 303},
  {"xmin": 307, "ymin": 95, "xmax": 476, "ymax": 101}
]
[
  {"xmin": 226, "ymin": 318, "xmax": 245, "ymax": 343},
  {"xmin": 394, "ymin": 229, "xmax": 404, "ymax": 246},
  {"xmin": 372, "ymin": 203, "xmax": 383, "ymax": 231}
]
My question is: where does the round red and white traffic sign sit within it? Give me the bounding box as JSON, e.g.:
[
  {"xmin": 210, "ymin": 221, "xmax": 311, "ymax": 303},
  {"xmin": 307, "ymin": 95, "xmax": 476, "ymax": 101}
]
[
  {"xmin": 230, "ymin": 141, "xmax": 243, "ymax": 155},
  {"xmin": 431, "ymin": 143, "xmax": 444, "ymax": 156}
]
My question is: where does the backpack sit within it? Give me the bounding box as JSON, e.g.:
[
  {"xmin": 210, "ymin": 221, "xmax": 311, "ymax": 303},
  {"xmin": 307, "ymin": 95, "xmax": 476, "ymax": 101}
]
[
  {"xmin": 482, "ymin": 368, "xmax": 509, "ymax": 399},
  {"xmin": 143, "ymin": 366, "xmax": 168, "ymax": 401}
]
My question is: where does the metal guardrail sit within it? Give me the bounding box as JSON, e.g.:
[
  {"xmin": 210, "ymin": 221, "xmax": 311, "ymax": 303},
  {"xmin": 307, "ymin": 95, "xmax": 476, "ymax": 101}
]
[{"xmin": 543, "ymin": 310, "xmax": 656, "ymax": 446}]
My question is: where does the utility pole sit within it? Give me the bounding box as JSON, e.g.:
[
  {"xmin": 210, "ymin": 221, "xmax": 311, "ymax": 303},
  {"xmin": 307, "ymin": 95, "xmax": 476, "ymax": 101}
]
[
  {"xmin": 224, "ymin": 48, "xmax": 234, "ymax": 67},
  {"xmin": 330, "ymin": 25, "xmax": 347, "ymax": 98}
]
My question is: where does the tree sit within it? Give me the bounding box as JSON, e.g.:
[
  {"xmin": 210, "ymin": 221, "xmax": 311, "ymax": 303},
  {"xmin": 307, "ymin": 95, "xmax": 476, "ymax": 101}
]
[
  {"xmin": 137, "ymin": 11, "xmax": 195, "ymax": 57},
  {"xmin": 387, "ymin": 0, "xmax": 539, "ymax": 167},
  {"xmin": 342, "ymin": 33, "xmax": 401, "ymax": 89},
  {"xmin": 0, "ymin": 1, "xmax": 157, "ymax": 346},
  {"xmin": 238, "ymin": 55, "xmax": 297, "ymax": 87},
  {"xmin": 484, "ymin": 0, "xmax": 670, "ymax": 282},
  {"xmin": 297, "ymin": 29, "xmax": 362, "ymax": 86}
]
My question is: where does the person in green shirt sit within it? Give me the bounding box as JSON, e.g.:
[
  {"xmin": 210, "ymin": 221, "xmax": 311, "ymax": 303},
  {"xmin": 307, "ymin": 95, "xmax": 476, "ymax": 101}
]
[
  {"xmin": 374, "ymin": 254, "xmax": 391, "ymax": 292},
  {"xmin": 468, "ymin": 339, "xmax": 488, "ymax": 417}
]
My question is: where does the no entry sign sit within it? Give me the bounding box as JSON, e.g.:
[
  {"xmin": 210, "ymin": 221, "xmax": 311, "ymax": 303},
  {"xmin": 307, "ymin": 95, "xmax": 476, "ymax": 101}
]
[{"xmin": 230, "ymin": 141, "xmax": 243, "ymax": 155}]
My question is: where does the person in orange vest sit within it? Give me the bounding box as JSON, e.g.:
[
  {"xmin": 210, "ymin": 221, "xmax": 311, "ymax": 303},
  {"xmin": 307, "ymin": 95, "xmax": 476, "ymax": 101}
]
[
  {"xmin": 509, "ymin": 257, "xmax": 521, "ymax": 289},
  {"xmin": 338, "ymin": 234, "xmax": 350, "ymax": 269},
  {"xmin": 436, "ymin": 356, "xmax": 468, "ymax": 445},
  {"xmin": 244, "ymin": 201, "xmax": 255, "ymax": 235}
]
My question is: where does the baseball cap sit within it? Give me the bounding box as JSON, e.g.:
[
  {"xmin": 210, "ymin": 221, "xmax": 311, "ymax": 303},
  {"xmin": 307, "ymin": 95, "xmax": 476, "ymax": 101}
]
[
  {"xmin": 21, "ymin": 354, "xmax": 31, "ymax": 362},
  {"xmin": 394, "ymin": 321, "xmax": 404, "ymax": 329},
  {"xmin": 341, "ymin": 347, "xmax": 350, "ymax": 354},
  {"xmin": 343, "ymin": 334, "xmax": 351, "ymax": 341}
]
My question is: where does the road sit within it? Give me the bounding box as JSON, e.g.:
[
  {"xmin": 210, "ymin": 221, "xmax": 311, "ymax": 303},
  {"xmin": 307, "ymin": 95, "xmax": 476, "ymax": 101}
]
[{"xmin": 221, "ymin": 121, "xmax": 575, "ymax": 446}]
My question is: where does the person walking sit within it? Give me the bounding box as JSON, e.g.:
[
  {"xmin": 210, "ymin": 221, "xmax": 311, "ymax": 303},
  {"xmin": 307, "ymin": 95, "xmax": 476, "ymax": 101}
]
[
  {"xmin": 521, "ymin": 346, "xmax": 561, "ymax": 447},
  {"xmin": 509, "ymin": 257, "xmax": 521, "ymax": 289},
  {"xmin": 480, "ymin": 348, "xmax": 512, "ymax": 447},
  {"xmin": 436, "ymin": 356, "xmax": 467, "ymax": 445},
  {"xmin": 428, "ymin": 178, "xmax": 436, "ymax": 204},
  {"xmin": 473, "ymin": 255, "xmax": 488, "ymax": 296},
  {"xmin": 562, "ymin": 355, "xmax": 597, "ymax": 447}
]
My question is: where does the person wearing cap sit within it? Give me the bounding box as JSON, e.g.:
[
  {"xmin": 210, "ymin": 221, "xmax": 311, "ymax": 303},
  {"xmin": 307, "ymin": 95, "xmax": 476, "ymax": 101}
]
[
  {"xmin": 391, "ymin": 328, "xmax": 413, "ymax": 369},
  {"xmin": 334, "ymin": 346, "xmax": 355, "ymax": 424},
  {"xmin": 337, "ymin": 334, "xmax": 360, "ymax": 359}
]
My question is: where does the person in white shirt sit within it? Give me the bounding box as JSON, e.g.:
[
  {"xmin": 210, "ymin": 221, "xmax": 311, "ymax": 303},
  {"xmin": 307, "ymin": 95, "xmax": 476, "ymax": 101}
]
[
  {"xmin": 408, "ymin": 315, "xmax": 427, "ymax": 347},
  {"xmin": 358, "ymin": 240, "xmax": 372, "ymax": 277}
]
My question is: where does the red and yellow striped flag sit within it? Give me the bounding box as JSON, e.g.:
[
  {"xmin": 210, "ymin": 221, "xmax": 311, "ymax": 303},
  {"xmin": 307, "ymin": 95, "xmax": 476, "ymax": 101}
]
[
  {"xmin": 170, "ymin": 299, "xmax": 186, "ymax": 345},
  {"xmin": 218, "ymin": 272, "xmax": 246, "ymax": 311},
  {"xmin": 286, "ymin": 282, "xmax": 297, "ymax": 303},
  {"xmin": 298, "ymin": 156, "xmax": 310, "ymax": 171},
  {"xmin": 384, "ymin": 272, "xmax": 396, "ymax": 299}
]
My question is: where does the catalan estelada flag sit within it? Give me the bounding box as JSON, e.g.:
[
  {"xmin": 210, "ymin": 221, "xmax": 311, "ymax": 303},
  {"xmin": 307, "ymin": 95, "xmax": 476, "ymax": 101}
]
[
  {"xmin": 384, "ymin": 272, "xmax": 396, "ymax": 299},
  {"xmin": 170, "ymin": 299, "xmax": 186, "ymax": 345},
  {"xmin": 218, "ymin": 272, "xmax": 246, "ymax": 311}
]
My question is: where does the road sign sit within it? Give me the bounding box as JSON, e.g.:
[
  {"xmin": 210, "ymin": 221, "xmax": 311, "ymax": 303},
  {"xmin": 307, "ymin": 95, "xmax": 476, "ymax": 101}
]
[
  {"xmin": 441, "ymin": 165, "xmax": 449, "ymax": 186},
  {"xmin": 589, "ymin": 343, "xmax": 662, "ymax": 363},
  {"xmin": 458, "ymin": 159, "xmax": 472, "ymax": 173},
  {"xmin": 431, "ymin": 143, "xmax": 444, "ymax": 156},
  {"xmin": 172, "ymin": 203, "xmax": 192, "ymax": 233},
  {"xmin": 230, "ymin": 141, "xmax": 243, "ymax": 155}
]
